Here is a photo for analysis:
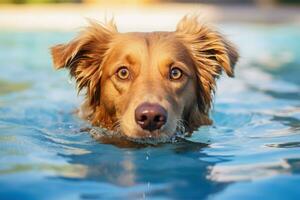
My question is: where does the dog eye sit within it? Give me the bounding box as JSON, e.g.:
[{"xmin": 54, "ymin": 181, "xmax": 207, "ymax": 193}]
[
  {"xmin": 116, "ymin": 67, "xmax": 130, "ymax": 80},
  {"xmin": 169, "ymin": 67, "xmax": 182, "ymax": 80}
]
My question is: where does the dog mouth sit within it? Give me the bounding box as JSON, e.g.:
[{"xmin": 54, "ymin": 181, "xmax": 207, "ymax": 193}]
[{"xmin": 90, "ymin": 126, "xmax": 185, "ymax": 145}]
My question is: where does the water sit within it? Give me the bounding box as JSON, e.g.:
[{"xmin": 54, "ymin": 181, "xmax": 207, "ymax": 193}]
[{"xmin": 0, "ymin": 24, "xmax": 300, "ymax": 199}]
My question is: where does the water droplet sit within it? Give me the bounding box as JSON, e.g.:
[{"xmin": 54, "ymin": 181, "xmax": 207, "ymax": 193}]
[
  {"xmin": 145, "ymin": 151, "xmax": 150, "ymax": 160},
  {"xmin": 68, "ymin": 79, "xmax": 73, "ymax": 84}
]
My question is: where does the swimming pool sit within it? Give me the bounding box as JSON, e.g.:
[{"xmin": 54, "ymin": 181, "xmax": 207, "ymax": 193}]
[{"xmin": 0, "ymin": 24, "xmax": 300, "ymax": 199}]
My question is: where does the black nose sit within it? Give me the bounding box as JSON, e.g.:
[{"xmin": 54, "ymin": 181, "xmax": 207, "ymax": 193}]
[{"xmin": 135, "ymin": 103, "xmax": 167, "ymax": 131}]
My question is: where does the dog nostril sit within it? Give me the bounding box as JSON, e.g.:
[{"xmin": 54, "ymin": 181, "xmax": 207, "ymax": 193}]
[
  {"xmin": 135, "ymin": 103, "xmax": 167, "ymax": 131},
  {"xmin": 140, "ymin": 115, "xmax": 148, "ymax": 122},
  {"xmin": 154, "ymin": 115, "xmax": 165, "ymax": 123},
  {"xmin": 154, "ymin": 115, "xmax": 160, "ymax": 122}
]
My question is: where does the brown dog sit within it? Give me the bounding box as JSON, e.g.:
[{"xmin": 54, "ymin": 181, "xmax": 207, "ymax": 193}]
[{"xmin": 51, "ymin": 16, "xmax": 238, "ymax": 143}]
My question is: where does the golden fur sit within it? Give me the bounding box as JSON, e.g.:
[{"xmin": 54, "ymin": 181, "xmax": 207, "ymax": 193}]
[{"xmin": 51, "ymin": 16, "xmax": 239, "ymax": 142}]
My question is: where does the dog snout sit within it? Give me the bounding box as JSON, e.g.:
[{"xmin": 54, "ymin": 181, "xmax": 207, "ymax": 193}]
[{"xmin": 135, "ymin": 103, "xmax": 167, "ymax": 131}]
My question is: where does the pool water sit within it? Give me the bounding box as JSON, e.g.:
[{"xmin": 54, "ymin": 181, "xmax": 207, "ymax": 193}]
[{"xmin": 0, "ymin": 24, "xmax": 300, "ymax": 199}]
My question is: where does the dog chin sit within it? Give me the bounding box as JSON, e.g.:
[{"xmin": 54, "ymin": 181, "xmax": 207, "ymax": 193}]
[
  {"xmin": 123, "ymin": 130, "xmax": 175, "ymax": 144},
  {"xmin": 126, "ymin": 135, "xmax": 176, "ymax": 145},
  {"xmin": 90, "ymin": 126, "xmax": 178, "ymax": 145}
]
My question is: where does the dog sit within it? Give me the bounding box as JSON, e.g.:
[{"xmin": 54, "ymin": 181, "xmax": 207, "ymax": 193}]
[{"xmin": 51, "ymin": 16, "xmax": 238, "ymax": 143}]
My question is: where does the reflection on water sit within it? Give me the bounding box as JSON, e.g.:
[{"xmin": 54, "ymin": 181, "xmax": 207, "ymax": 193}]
[
  {"xmin": 0, "ymin": 80, "xmax": 31, "ymax": 95},
  {"xmin": 0, "ymin": 24, "xmax": 300, "ymax": 199}
]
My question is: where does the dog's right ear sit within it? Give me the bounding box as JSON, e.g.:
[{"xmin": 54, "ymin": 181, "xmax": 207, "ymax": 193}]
[
  {"xmin": 51, "ymin": 38, "xmax": 81, "ymax": 70},
  {"xmin": 51, "ymin": 19, "xmax": 117, "ymax": 71},
  {"xmin": 50, "ymin": 20, "xmax": 117, "ymax": 107}
]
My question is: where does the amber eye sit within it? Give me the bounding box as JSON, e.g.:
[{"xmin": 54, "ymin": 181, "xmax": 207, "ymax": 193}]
[
  {"xmin": 116, "ymin": 67, "xmax": 130, "ymax": 80},
  {"xmin": 169, "ymin": 67, "xmax": 183, "ymax": 80}
]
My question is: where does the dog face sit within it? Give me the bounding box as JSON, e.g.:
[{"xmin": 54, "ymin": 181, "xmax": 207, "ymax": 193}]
[
  {"xmin": 51, "ymin": 16, "xmax": 238, "ymax": 142},
  {"xmin": 99, "ymin": 32, "xmax": 199, "ymax": 141}
]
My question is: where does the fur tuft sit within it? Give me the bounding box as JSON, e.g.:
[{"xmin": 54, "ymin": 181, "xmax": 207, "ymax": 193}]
[
  {"xmin": 176, "ymin": 15, "xmax": 239, "ymax": 114},
  {"xmin": 50, "ymin": 19, "xmax": 118, "ymax": 108}
]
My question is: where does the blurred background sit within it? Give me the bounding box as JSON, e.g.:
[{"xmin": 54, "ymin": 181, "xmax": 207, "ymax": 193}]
[
  {"xmin": 1, "ymin": 0, "xmax": 300, "ymax": 32},
  {"xmin": 0, "ymin": 0, "xmax": 300, "ymax": 5},
  {"xmin": 1, "ymin": 0, "xmax": 300, "ymax": 4}
]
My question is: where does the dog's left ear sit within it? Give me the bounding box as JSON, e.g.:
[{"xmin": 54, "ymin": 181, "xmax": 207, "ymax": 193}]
[
  {"xmin": 51, "ymin": 20, "xmax": 117, "ymax": 107},
  {"xmin": 175, "ymin": 16, "xmax": 239, "ymax": 114}
]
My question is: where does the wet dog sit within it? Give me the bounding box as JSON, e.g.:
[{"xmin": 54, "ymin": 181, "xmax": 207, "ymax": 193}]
[{"xmin": 51, "ymin": 16, "xmax": 238, "ymax": 143}]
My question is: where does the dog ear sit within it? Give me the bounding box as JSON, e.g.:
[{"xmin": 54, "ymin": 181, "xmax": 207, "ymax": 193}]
[
  {"xmin": 176, "ymin": 16, "xmax": 239, "ymax": 115},
  {"xmin": 50, "ymin": 20, "xmax": 117, "ymax": 107}
]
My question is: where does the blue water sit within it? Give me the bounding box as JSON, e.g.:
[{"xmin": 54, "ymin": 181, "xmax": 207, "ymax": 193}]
[{"xmin": 0, "ymin": 24, "xmax": 300, "ymax": 199}]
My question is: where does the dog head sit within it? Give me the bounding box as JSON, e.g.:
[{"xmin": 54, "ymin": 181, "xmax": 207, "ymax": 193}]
[{"xmin": 51, "ymin": 16, "xmax": 238, "ymax": 142}]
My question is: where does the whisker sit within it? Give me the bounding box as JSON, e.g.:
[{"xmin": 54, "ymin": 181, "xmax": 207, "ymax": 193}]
[
  {"xmin": 175, "ymin": 118, "xmax": 186, "ymax": 136},
  {"xmin": 112, "ymin": 120, "xmax": 121, "ymax": 129},
  {"xmin": 112, "ymin": 119, "xmax": 123, "ymax": 136}
]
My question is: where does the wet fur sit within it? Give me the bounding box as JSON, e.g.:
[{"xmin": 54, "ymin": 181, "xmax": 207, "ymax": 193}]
[{"xmin": 51, "ymin": 16, "xmax": 238, "ymax": 141}]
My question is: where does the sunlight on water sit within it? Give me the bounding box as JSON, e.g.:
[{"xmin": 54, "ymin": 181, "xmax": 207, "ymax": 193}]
[{"xmin": 0, "ymin": 24, "xmax": 300, "ymax": 199}]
